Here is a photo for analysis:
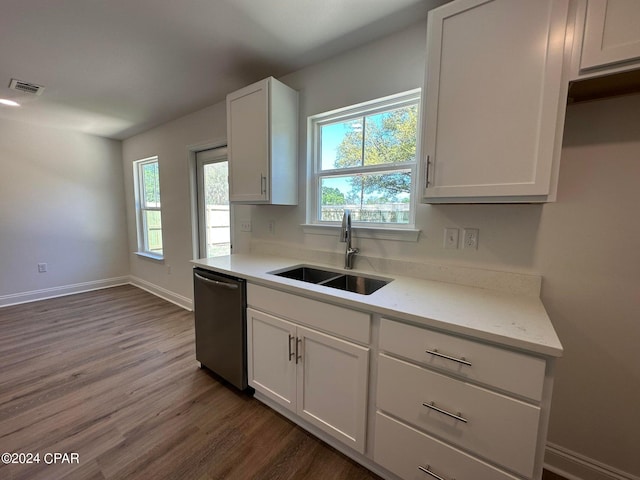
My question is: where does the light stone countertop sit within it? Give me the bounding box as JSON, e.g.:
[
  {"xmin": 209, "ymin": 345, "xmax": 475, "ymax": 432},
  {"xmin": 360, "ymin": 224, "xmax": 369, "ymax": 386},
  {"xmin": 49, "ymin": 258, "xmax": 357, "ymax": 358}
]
[{"xmin": 192, "ymin": 253, "xmax": 563, "ymax": 357}]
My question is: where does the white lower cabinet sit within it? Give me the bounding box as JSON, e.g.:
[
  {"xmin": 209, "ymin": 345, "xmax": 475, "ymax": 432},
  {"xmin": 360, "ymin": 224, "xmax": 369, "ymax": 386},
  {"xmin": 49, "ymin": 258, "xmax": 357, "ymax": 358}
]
[
  {"xmin": 377, "ymin": 354, "xmax": 540, "ymax": 477},
  {"xmin": 247, "ymin": 308, "xmax": 297, "ymax": 410},
  {"xmin": 374, "ymin": 412, "xmax": 519, "ymax": 480},
  {"xmin": 247, "ymin": 307, "xmax": 369, "ymax": 453},
  {"xmin": 246, "ymin": 284, "xmax": 555, "ymax": 479},
  {"xmin": 375, "ymin": 318, "xmax": 553, "ymax": 480}
]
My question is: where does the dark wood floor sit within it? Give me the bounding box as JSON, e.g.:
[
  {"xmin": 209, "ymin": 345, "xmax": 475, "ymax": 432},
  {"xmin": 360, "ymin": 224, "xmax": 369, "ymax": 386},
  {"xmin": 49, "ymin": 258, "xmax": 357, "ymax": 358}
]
[{"xmin": 0, "ymin": 285, "xmax": 567, "ymax": 480}]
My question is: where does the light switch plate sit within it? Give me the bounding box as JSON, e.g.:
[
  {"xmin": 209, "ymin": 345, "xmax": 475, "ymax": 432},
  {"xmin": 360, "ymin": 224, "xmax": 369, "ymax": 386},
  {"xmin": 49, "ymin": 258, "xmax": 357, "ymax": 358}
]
[{"xmin": 444, "ymin": 228, "xmax": 459, "ymax": 249}]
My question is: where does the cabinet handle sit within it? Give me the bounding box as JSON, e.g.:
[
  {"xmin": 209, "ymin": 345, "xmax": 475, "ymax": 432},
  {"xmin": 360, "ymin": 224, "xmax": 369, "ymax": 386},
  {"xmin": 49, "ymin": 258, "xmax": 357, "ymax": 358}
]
[
  {"xmin": 418, "ymin": 465, "xmax": 449, "ymax": 480},
  {"xmin": 288, "ymin": 334, "xmax": 295, "ymax": 361},
  {"xmin": 425, "ymin": 155, "xmax": 431, "ymax": 187},
  {"xmin": 422, "ymin": 401, "xmax": 468, "ymax": 423},
  {"xmin": 296, "ymin": 337, "xmax": 302, "ymax": 364},
  {"xmin": 425, "ymin": 348, "xmax": 472, "ymax": 367},
  {"xmin": 260, "ymin": 174, "xmax": 267, "ymax": 195},
  {"xmin": 194, "ymin": 272, "xmax": 239, "ymax": 290}
]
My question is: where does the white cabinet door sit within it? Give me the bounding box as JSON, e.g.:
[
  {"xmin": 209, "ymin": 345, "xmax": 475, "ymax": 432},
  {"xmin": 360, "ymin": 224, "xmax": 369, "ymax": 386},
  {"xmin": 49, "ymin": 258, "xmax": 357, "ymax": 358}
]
[
  {"xmin": 296, "ymin": 325, "xmax": 369, "ymax": 453},
  {"xmin": 247, "ymin": 308, "xmax": 297, "ymax": 412},
  {"xmin": 227, "ymin": 80, "xmax": 270, "ymax": 203},
  {"xmin": 227, "ymin": 77, "xmax": 298, "ymax": 205},
  {"xmin": 247, "ymin": 304, "xmax": 370, "ymax": 454},
  {"xmin": 581, "ymin": 0, "xmax": 640, "ymax": 70},
  {"xmin": 421, "ymin": 0, "xmax": 569, "ymax": 202}
]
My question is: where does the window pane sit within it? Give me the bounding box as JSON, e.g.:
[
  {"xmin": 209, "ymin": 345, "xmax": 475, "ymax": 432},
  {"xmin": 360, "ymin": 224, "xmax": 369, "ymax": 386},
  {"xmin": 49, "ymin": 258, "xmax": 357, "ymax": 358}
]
[
  {"xmin": 203, "ymin": 161, "xmax": 230, "ymax": 257},
  {"xmin": 320, "ymin": 118, "xmax": 363, "ymax": 170},
  {"xmin": 320, "ymin": 170, "xmax": 411, "ymax": 224},
  {"xmin": 141, "ymin": 161, "xmax": 160, "ymax": 208},
  {"xmin": 364, "ymin": 104, "xmax": 418, "ymax": 166},
  {"xmin": 144, "ymin": 210, "xmax": 163, "ymax": 254}
]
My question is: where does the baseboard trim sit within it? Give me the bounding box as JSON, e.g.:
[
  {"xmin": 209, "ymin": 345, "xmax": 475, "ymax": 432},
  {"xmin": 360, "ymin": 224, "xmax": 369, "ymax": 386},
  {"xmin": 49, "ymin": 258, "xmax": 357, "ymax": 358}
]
[
  {"xmin": 129, "ymin": 276, "xmax": 193, "ymax": 311},
  {"xmin": 545, "ymin": 442, "xmax": 639, "ymax": 480},
  {"xmin": 0, "ymin": 277, "xmax": 130, "ymax": 308}
]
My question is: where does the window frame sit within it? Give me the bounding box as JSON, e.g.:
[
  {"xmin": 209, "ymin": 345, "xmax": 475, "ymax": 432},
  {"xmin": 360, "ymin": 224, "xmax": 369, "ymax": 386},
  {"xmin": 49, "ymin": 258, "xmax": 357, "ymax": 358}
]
[
  {"xmin": 133, "ymin": 156, "xmax": 163, "ymax": 260},
  {"xmin": 308, "ymin": 89, "xmax": 421, "ymax": 230}
]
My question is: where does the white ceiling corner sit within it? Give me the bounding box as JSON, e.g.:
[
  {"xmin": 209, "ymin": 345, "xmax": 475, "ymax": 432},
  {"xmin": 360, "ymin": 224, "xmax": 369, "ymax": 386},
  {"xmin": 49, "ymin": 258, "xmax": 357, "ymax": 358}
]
[{"xmin": 0, "ymin": 0, "xmax": 449, "ymax": 140}]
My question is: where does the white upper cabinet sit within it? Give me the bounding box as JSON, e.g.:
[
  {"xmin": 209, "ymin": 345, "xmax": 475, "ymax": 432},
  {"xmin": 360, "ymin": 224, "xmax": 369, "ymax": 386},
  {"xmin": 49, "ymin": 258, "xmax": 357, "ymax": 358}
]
[
  {"xmin": 227, "ymin": 77, "xmax": 298, "ymax": 204},
  {"xmin": 421, "ymin": 0, "xmax": 570, "ymax": 203},
  {"xmin": 579, "ymin": 0, "xmax": 640, "ymax": 72}
]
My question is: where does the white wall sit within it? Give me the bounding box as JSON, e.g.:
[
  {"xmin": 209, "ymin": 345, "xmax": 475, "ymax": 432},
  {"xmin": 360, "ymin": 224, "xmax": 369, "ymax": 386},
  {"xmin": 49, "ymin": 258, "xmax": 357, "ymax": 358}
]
[
  {"xmin": 117, "ymin": 19, "xmax": 640, "ymax": 478},
  {"xmin": 0, "ymin": 118, "xmax": 129, "ymax": 303},
  {"xmin": 250, "ymin": 21, "xmax": 545, "ymax": 273},
  {"xmin": 534, "ymin": 94, "xmax": 640, "ymax": 477},
  {"xmin": 121, "ymin": 102, "xmax": 252, "ymax": 307}
]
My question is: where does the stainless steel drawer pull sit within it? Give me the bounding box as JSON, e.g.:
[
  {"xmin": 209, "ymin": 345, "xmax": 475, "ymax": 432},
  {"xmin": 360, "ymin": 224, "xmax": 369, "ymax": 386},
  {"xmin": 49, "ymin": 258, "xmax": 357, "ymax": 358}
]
[
  {"xmin": 296, "ymin": 337, "xmax": 302, "ymax": 364},
  {"xmin": 422, "ymin": 401, "xmax": 468, "ymax": 423},
  {"xmin": 425, "ymin": 348, "xmax": 471, "ymax": 367},
  {"xmin": 288, "ymin": 335, "xmax": 295, "ymax": 361},
  {"xmin": 194, "ymin": 273, "xmax": 239, "ymax": 290},
  {"xmin": 418, "ymin": 465, "xmax": 449, "ymax": 480}
]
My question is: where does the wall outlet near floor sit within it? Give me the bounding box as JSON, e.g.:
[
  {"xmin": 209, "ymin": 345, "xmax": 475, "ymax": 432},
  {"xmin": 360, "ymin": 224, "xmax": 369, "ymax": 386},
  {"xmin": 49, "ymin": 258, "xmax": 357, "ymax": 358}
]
[
  {"xmin": 443, "ymin": 228, "xmax": 459, "ymax": 249},
  {"xmin": 240, "ymin": 220, "xmax": 252, "ymax": 232},
  {"xmin": 37, "ymin": 262, "xmax": 47, "ymax": 273},
  {"xmin": 463, "ymin": 228, "xmax": 479, "ymax": 250}
]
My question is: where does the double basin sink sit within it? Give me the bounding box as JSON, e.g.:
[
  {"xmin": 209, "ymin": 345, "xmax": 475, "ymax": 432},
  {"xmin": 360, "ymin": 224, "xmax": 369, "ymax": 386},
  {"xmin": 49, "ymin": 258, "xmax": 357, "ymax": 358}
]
[{"xmin": 270, "ymin": 265, "xmax": 391, "ymax": 295}]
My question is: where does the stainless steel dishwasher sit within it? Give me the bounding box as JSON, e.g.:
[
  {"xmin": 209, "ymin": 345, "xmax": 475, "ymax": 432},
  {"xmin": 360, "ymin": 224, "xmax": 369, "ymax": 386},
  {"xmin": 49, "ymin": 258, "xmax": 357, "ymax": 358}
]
[{"xmin": 193, "ymin": 267, "xmax": 247, "ymax": 390}]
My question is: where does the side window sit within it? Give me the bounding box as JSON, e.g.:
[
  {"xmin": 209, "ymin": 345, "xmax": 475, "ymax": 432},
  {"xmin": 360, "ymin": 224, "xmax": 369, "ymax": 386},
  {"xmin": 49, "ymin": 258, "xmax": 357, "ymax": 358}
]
[{"xmin": 133, "ymin": 157, "xmax": 163, "ymax": 258}]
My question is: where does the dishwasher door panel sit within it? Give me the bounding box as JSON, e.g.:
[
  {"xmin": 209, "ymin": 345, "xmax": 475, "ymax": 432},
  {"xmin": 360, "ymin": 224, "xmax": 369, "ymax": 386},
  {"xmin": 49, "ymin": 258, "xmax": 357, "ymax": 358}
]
[{"xmin": 193, "ymin": 268, "xmax": 247, "ymax": 390}]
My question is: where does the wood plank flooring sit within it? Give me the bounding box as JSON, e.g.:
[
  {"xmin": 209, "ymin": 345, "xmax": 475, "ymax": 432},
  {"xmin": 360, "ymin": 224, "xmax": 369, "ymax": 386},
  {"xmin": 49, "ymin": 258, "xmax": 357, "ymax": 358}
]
[
  {"xmin": 0, "ymin": 286, "xmax": 378, "ymax": 480},
  {"xmin": 0, "ymin": 285, "xmax": 567, "ymax": 480}
]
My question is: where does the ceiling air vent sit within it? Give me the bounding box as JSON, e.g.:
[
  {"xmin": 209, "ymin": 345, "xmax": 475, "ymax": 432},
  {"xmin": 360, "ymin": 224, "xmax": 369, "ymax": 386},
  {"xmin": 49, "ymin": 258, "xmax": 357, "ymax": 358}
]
[{"xmin": 9, "ymin": 78, "xmax": 45, "ymax": 95}]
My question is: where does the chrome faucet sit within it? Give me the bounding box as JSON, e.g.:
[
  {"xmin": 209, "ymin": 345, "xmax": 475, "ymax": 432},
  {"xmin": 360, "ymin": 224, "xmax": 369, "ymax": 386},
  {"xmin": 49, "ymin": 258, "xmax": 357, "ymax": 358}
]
[{"xmin": 340, "ymin": 209, "xmax": 359, "ymax": 270}]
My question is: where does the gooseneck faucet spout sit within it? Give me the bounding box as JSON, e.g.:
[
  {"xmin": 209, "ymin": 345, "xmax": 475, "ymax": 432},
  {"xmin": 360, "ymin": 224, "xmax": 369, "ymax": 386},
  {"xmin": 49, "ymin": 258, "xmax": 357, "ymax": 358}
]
[{"xmin": 340, "ymin": 209, "xmax": 359, "ymax": 270}]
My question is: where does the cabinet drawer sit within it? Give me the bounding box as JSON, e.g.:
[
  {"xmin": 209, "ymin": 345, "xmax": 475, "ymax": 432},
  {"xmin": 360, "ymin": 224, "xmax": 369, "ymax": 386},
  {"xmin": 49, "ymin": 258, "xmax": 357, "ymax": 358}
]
[
  {"xmin": 377, "ymin": 354, "xmax": 540, "ymax": 478},
  {"xmin": 379, "ymin": 318, "xmax": 545, "ymax": 401},
  {"xmin": 248, "ymin": 284, "xmax": 370, "ymax": 344},
  {"xmin": 374, "ymin": 412, "xmax": 519, "ymax": 480}
]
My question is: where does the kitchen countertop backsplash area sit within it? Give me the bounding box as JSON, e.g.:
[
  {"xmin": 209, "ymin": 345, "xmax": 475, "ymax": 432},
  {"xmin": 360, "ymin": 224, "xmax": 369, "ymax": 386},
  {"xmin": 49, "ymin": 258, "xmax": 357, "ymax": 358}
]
[{"xmin": 249, "ymin": 239, "xmax": 542, "ymax": 297}]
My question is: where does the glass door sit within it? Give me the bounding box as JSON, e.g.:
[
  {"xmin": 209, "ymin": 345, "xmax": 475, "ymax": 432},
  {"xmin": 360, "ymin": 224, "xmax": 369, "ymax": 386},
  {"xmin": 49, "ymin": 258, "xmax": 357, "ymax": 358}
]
[{"xmin": 196, "ymin": 147, "xmax": 231, "ymax": 257}]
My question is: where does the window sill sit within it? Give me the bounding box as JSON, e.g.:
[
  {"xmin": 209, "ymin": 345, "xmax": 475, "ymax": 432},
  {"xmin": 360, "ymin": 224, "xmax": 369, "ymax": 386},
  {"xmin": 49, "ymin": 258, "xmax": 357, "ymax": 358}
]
[
  {"xmin": 301, "ymin": 224, "xmax": 421, "ymax": 242},
  {"xmin": 134, "ymin": 251, "xmax": 165, "ymax": 262}
]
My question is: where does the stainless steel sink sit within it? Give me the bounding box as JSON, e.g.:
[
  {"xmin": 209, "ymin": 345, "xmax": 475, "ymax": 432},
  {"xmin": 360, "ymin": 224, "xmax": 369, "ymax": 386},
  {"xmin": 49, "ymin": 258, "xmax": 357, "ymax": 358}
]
[
  {"xmin": 321, "ymin": 273, "xmax": 389, "ymax": 295},
  {"xmin": 270, "ymin": 265, "xmax": 391, "ymax": 295},
  {"xmin": 273, "ymin": 266, "xmax": 341, "ymax": 284}
]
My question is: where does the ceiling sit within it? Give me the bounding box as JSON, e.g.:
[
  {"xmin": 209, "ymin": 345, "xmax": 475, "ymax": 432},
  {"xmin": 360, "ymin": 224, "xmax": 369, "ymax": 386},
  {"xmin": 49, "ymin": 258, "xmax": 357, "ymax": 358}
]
[{"xmin": 0, "ymin": 0, "xmax": 448, "ymax": 140}]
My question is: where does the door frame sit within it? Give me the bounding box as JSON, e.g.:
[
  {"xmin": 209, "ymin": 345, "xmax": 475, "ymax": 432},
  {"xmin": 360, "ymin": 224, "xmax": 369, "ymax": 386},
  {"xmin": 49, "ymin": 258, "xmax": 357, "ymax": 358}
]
[{"xmin": 187, "ymin": 139, "xmax": 232, "ymax": 260}]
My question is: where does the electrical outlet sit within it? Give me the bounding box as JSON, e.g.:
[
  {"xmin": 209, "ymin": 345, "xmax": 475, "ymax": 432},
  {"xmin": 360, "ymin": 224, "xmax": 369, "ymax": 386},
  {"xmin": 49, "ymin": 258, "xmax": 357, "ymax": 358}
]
[
  {"xmin": 37, "ymin": 263, "xmax": 47, "ymax": 273},
  {"xmin": 240, "ymin": 220, "xmax": 252, "ymax": 232},
  {"xmin": 267, "ymin": 220, "xmax": 275, "ymax": 235},
  {"xmin": 463, "ymin": 228, "xmax": 479, "ymax": 250},
  {"xmin": 166, "ymin": 265, "xmax": 172, "ymax": 275},
  {"xmin": 443, "ymin": 228, "xmax": 459, "ymax": 249}
]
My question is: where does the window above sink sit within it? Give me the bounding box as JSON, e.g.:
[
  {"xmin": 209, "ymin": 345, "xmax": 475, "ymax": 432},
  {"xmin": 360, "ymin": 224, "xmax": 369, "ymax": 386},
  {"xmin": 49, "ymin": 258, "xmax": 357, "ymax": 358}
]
[{"xmin": 307, "ymin": 89, "xmax": 421, "ymax": 232}]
